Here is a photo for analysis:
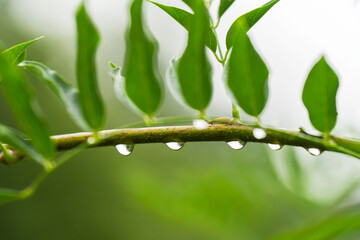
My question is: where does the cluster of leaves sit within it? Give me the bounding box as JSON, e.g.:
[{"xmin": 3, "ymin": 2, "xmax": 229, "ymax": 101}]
[{"xmin": 0, "ymin": 0, "xmax": 346, "ymax": 207}]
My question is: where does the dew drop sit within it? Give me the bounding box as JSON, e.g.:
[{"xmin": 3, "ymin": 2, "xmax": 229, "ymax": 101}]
[
  {"xmin": 268, "ymin": 143, "xmax": 283, "ymax": 151},
  {"xmin": 87, "ymin": 137, "xmax": 96, "ymax": 144},
  {"xmin": 165, "ymin": 142, "xmax": 184, "ymax": 151},
  {"xmin": 193, "ymin": 119, "xmax": 209, "ymax": 130},
  {"xmin": 307, "ymin": 148, "xmax": 323, "ymax": 156},
  {"xmin": 227, "ymin": 140, "xmax": 246, "ymax": 150},
  {"xmin": 253, "ymin": 128, "xmax": 267, "ymax": 140},
  {"xmin": 116, "ymin": 144, "xmax": 134, "ymax": 156}
]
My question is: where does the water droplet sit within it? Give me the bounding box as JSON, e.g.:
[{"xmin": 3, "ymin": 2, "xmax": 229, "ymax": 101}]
[
  {"xmin": 253, "ymin": 128, "xmax": 267, "ymax": 139},
  {"xmin": 307, "ymin": 148, "xmax": 323, "ymax": 156},
  {"xmin": 87, "ymin": 137, "xmax": 96, "ymax": 144},
  {"xmin": 227, "ymin": 141, "xmax": 246, "ymax": 150},
  {"xmin": 166, "ymin": 142, "xmax": 184, "ymax": 151},
  {"xmin": 193, "ymin": 119, "xmax": 209, "ymax": 130},
  {"xmin": 116, "ymin": 144, "xmax": 134, "ymax": 156},
  {"xmin": 268, "ymin": 143, "xmax": 283, "ymax": 151}
]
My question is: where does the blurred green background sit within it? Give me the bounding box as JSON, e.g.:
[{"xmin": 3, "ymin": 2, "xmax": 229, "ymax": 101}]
[{"xmin": 2, "ymin": 0, "xmax": 360, "ymax": 239}]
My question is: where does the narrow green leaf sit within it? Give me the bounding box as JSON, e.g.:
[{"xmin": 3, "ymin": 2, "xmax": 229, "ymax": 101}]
[
  {"xmin": 226, "ymin": 0, "xmax": 280, "ymax": 49},
  {"xmin": 0, "ymin": 189, "xmax": 21, "ymax": 205},
  {"xmin": 0, "ymin": 54, "xmax": 54, "ymax": 161},
  {"xmin": 218, "ymin": 0, "xmax": 235, "ymax": 18},
  {"xmin": 20, "ymin": 61, "xmax": 90, "ymax": 130},
  {"xmin": 302, "ymin": 57, "xmax": 339, "ymax": 134},
  {"xmin": 225, "ymin": 28, "xmax": 269, "ymax": 117},
  {"xmin": 76, "ymin": 2, "xmax": 105, "ymax": 131},
  {"xmin": 175, "ymin": 0, "xmax": 212, "ymax": 113},
  {"xmin": 148, "ymin": 1, "xmax": 217, "ymax": 52},
  {"xmin": 122, "ymin": 0, "xmax": 163, "ymax": 118},
  {"xmin": 0, "ymin": 124, "xmax": 46, "ymax": 165},
  {"xmin": 1, "ymin": 37, "xmax": 43, "ymax": 64}
]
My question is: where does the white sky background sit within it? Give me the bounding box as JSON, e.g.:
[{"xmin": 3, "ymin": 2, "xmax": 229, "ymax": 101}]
[{"xmin": 8, "ymin": 0, "xmax": 360, "ymax": 202}]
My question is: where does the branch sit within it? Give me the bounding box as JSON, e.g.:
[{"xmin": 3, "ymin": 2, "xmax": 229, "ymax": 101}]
[{"xmin": 1, "ymin": 122, "xmax": 360, "ymax": 165}]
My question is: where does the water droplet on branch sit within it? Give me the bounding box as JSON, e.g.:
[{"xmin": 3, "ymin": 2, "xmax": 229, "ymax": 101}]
[
  {"xmin": 253, "ymin": 128, "xmax": 267, "ymax": 139},
  {"xmin": 116, "ymin": 144, "xmax": 134, "ymax": 156},
  {"xmin": 307, "ymin": 148, "xmax": 323, "ymax": 156},
  {"xmin": 193, "ymin": 119, "xmax": 209, "ymax": 130},
  {"xmin": 166, "ymin": 142, "xmax": 184, "ymax": 151},
  {"xmin": 268, "ymin": 143, "xmax": 283, "ymax": 151},
  {"xmin": 87, "ymin": 137, "xmax": 96, "ymax": 144},
  {"xmin": 227, "ymin": 141, "xmax": 246, "ymax": 150}
]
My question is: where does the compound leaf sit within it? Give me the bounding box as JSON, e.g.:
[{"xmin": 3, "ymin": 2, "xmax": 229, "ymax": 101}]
[
  {"xmin": 226, "ymin": 0, "xmax": 280, "ymax": 49},
  {"xmin": 302, "ymin": 57, "xmax": 339, "ymax": 134},
  {"xmin": 76, "ymin": 2, "xmax": 105, "ymax": 131}
]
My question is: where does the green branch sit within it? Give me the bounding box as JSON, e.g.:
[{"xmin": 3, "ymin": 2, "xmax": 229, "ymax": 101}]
[{"xmin": 2, "ymin": 121, "xmax": 360, "ymax": 165}]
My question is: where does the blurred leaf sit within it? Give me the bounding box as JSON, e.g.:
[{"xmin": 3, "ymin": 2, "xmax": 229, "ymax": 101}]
[
  {"xmin": 225, "ymin": 28, "xmax": 269, "ymax": 117},
  {"xmin": 0, "ymin": 53, "xmax": 54, "ymax": 161},
  {"xmin": 20, "ymin": 61, "xmax": 90, "ymax": 130},
  {"xmin": 76, "ymin": 2, "xmax": 105, "ymax": 131},
  {"xmin": 218, "ymin": 0, "xmax": 235, "ymax": 18},
  {"xmin": 122, "ymin": 0, "xmax": 163, "ymax": 118},
  {"xmin": 0, "ymin": 188, "xmax": 21, "ymax": 205},
  {"xmin": 0, "ymin": 124, "xmax": 47, "ymax": 166},
  {"xmin": 124, "ymin": 157, "xmax": 320, "ymax": 239},
  {"xmin": 1, "ymin": 37, "xmax": 43, "ymax": 65},
  {"xmin": 274, "ymin": 204, "xmax": 360, "ymax": 240},
  {"xmin": 226, "ymin": 0, "xmax": 280, "ymax": 49},
  {"xmin": 148, "ymin": 1, "xmax": 217, "ymax": 52},
  {"xmin": 302, "ymin": 57, "xmax": 339, "ymax": 134},
  {"xmin": 283, "ymin": 148, "xmax": 305, "ymax": 195},
  {"xmin": 175, "ymin": 0, "xmax": 212, "ymax": 113}
]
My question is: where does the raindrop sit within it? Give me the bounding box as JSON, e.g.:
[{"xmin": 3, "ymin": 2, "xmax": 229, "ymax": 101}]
[
  {"xmin": 307, "ymin": 148, "xmax": 323, "ymax": 156},
  {"xmin": 116, "ymin": 144, "xmax": 134, "ymax": 156},
  {"xmin": 268, "ymin": 143, "xmax": 283, "ymax": 151},
  {"xmin": 87, "ymin": 137, "xmax": 96, "ymax": 144},
  {"xmin": 166, "ymin": 142, "xmax": 184, "ymax": 151},
  {"xmin": 253, "ymin": 128, "xmax": 267, "ymax": 140},
  {"xmin": 227, "ymin": 140, "xmax": 246, "ymax": 150},
  {"xmin": 193, "ymin": 119, "xmax": 209, "ymax": 130}
]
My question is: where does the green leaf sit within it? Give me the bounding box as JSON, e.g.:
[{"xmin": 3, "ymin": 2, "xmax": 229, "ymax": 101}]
[
  {"xmin": 0, "ymin": 188, "xmax": 21, "ymax": 205},
  {"xmin": 0, "ymin": 124, "xmax": 46, "ymax": 165},
  {"xmin": 302, "ymin": 57, "xmax": 339, "ymax": 134},
  {"xmin": 175, "ymin": 0, "xmax": 212, "ymax": 113},
  {"xmin": 110, "ymin": 66, "xmax": 145, "ymax": 117},
  {"xmin": 224, "ymin": 28, "xmax": 269, "ymax": 117},
  {"xmin": 20, "ymin": 61, "xmax": 90, "ymax": 130},
  {"xmin": 76, "ymin": 2, "xmax": 105, "ymax": 131},
  {"xmin": 148, "ymin": 1, "xmax": 217, "ymax": 52},
  {"xmin": 218, "ymin": 0, "xmax": 235, "ymax": 18},
  {"xmin": 1, "ymin": 37, "xmax": 43, "ymax": 64},
  {"xmin": 0, "ymin": 53, "xmax": 55, "ymax": 161},
  {"xmin": 226, "ymin": 0, "xmax": 280, "ymax": 49},
  {"xmin": 122, "ymin": 0, "xmax": 163, "ymax": 118}
]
